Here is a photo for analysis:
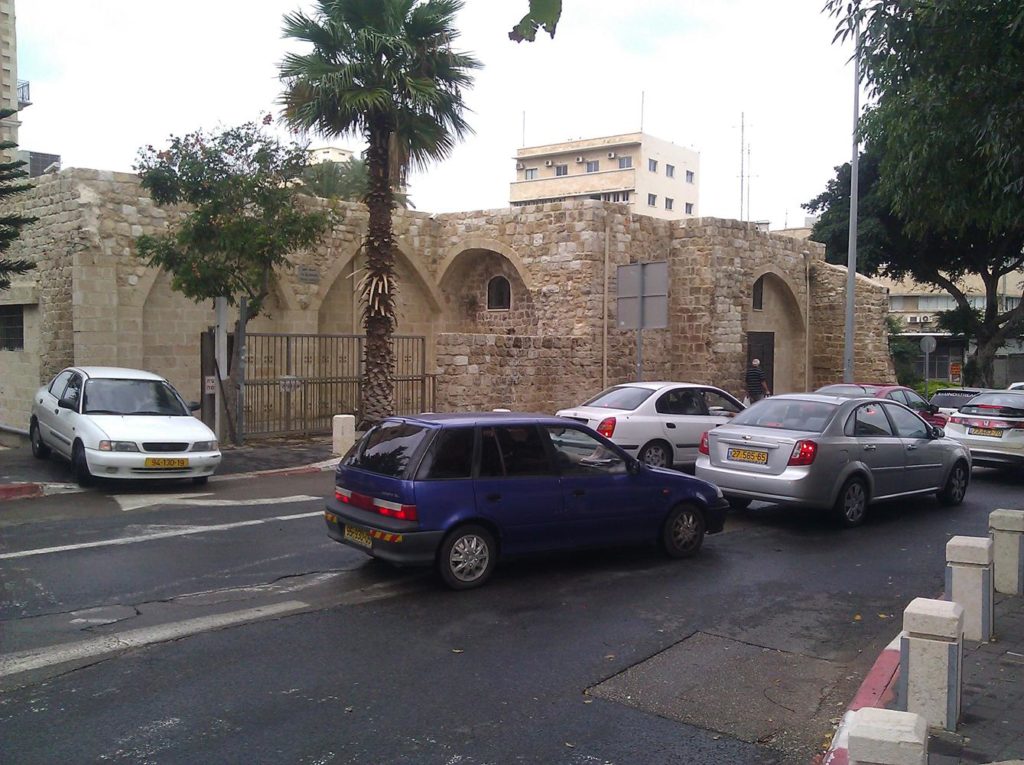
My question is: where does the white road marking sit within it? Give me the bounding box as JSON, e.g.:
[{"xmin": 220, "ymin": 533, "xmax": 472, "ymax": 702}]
[
  {"xmin": 0, "ymin": 600, "xmax": 309, "ymax": 678},
  {"xmin": 115, "ymin": 492, "xmax": 322, "ymax": 512},
  {"xmin": 0, "ymin": 507, "xmax": 324, "ymax": 560}
]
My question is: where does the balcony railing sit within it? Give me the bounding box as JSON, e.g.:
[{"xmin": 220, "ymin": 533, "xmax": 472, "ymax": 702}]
[{"xmin": 17, "ymin": 80, "xmax": 31, "ymax": 108}]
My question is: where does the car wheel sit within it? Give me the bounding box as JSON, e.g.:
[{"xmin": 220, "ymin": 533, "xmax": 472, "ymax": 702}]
[
  {"xmin": 661, "ymin": 503, "xmax": 706, "ymax": 558},
  {"xmin": 727, "ymin": 497, "xmax": 752, "ymax": 511},
  {"xmin": 30, "ymin": 420, "xmax": 51, "ymax": 459},
  {"xmin": 937, "ymin": 461, "xmax": 969, "ymax": 506},
  {"xmin": 833, "ymin": 477, "xmax": 868, "ymax": 527},
  {"xmin": 438, "ymin": 525, "xmax": 497, "ymax": 590},
  {"xmin": 639, "ymin": 441, "xmax": 672, "ymax": 469},
  {"xmin": 72, "ymin": 442, "xmax": 94, "ymax": 487}
]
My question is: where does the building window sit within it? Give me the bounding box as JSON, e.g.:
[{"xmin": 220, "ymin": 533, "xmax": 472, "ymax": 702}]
[
  {"xmin": 665, "ymin": 197, "xmax": 674, "ymax": 211},
  {"xmin": 752, "ymin": 276, "xmax": 764, "ymax": 310},
  {"xmin": 685, "ymin": 202, "xmax": 694, "ymax": 214},
  {"xmin": 586, "ymin": 160, "xmax": 599, "ymax": 173},
  {"xmin": 487, "ymin": 276, "xmax": 511, "ymax": 310},
  {"xmin": 685, "ymin": 170, "xmax": 695, "ymax": 183},
  {"xmin": 524, "ymin": 168, "xmax": 537, "ymax": 180},
  {"xmin": 618, "ymin": 156, "xmax": 632, "ymax": 169},
  {"xmin": 648, "ymin": 159, "xmax": 658, "ymax": 172},
  {"xmin": 647, "ymin": 193, "xmax": 657, "ymax": 207},
  {"xmin": 0, "ymin": 305, "xmax": 25, "ymax": 351},
  {"xmin": 666, "ymin": 164, "xmax": 675, "ymax": 178},
  {"xmin": 555, "ymin": 164, "xmax": 568, "ymax": 176}
]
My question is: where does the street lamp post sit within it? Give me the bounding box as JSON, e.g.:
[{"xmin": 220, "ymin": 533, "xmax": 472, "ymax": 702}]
[{"xmin": 844, "ymin": 29, "xmax": 860, "ymax": 383}]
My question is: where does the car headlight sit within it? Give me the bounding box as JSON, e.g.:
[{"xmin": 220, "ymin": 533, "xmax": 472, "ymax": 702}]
[
  {"xmin": 191, "ymin": 440, "xmax": 218, "ymax": 452},
  {"xmin": 98, "ymin": 441, "xmax": 139, "ymax": 452}
]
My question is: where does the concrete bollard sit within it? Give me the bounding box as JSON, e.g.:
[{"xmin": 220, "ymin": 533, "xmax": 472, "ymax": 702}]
[
  {"xmin": 989, "ymin": 509, "xmax": 1024, "ymax": 595},
  {"xmin": 847, "ymin": 707, "xmax": 928, "ymax": 765},
  {"xmin": 332, "ymin": 414, "xmax": 356, "ymax": 456},
  {"xmin": 945, "ymin": 535, "xmax": 994, "ymax": 642},
  {"xmin": 898, "ymin": 597, "xmax": 963, "ymax": 731}
]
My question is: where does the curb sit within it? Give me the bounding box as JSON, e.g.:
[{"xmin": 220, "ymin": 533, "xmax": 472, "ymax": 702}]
[
  {"xmin": 819, "ymin": 631, "xmax": 903, "ymax": 765},
  {"xmin": 0, "ymin": 458, "xmax": 338, "ymax": 502}
]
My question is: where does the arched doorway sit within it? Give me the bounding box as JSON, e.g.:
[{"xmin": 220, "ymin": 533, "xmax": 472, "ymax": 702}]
[{"xmin": 746, "ymin": 271, "xmax": 807, "ymax": 393}]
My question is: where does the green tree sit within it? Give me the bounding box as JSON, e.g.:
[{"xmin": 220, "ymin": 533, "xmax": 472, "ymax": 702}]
[
  {"xmin": 280, "ymin": 0, "xmax": 479, "ymax": 424},
  {"xmin": 510, "ymin": 0, "xmax": 562, "ymax": 42},
  {"xmin": 0, "ymin": 108, "xmax": 37, "ymax": 291},
  {"xmin": 301, "ymin": 157, "xmax": 412, "ymax": 209},
  {"xmin": 135, "ymin": 120, "xmax": 334, "ymax": 440},
  {"xmin": 886, "ymin": 315, "xmax": 920, "ymax": 387}
]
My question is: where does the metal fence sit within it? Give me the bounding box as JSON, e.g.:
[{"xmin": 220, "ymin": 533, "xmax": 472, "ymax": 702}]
[{"xmin": 239, "ymin": 333, "xmax": 435, "ymax": 437}]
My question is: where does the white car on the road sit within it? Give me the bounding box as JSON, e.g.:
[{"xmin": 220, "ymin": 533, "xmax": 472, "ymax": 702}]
[
  {"xmin": 30, "ymin": 366, "xmax": 221, "ymax": 486},
  {"xmin": 943, "ymin": 390, "xmax": 1024, "ymax": 469},
  {"xmin": 556, "ymin": 382, "xmax": 745, "ymax": 469}
]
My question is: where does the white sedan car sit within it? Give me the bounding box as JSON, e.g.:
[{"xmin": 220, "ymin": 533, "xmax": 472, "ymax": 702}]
[
  {"xmin": 30, "ymin": 366, "xmax": 222, "ymax": 486},
  {"xmin": 556, "ymin": 382, "xmax": 744, "ymax": 469},
  {"xmin": 943, "ymin": 390, "xmax": 1024, "ymax": 469}
]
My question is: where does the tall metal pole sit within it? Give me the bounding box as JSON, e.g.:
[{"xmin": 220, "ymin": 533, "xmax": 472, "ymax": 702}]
[
  {"xmin": 843, "ymin": 32, "xmax": 860, "ymax": 383},
  {"xmin": 739, "ymin": 112, "xmax": 745, "ymax": 220}
]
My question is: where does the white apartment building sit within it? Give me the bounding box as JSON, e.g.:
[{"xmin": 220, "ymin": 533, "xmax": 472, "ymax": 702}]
[{"xmin": 510, "ymin": 132, "xmax": 699, "ymax": 220}]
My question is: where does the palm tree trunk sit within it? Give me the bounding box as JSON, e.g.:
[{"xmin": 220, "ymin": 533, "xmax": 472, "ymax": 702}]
[{"xmin": 359, "ymin": 124, "xmax": 397, "ymax": 426}]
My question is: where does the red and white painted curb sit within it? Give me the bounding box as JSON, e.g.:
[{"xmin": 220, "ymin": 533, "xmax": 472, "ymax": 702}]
[{"xmin": 819, "ymin": 631, "xmax": 903, "ymax": 765}]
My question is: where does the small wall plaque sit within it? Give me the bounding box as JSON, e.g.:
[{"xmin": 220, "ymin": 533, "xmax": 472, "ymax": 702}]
[{"xmin": 297, "ymin": 266, "xmax": 321, "ymax": 284}]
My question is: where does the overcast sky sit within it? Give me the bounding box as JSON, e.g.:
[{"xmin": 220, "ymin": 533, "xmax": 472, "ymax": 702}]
[{"xmin": 16, "ymin": 0, "xmax": 860, "ymax": 230}]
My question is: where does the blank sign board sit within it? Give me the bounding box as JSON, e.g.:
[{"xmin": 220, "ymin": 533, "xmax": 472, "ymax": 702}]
[{"xmin": 617, "ymin": 262, "xmax": 668, "ymax": 330}]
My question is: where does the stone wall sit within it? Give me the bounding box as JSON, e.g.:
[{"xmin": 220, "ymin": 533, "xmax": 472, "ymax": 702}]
[{"xmin": 0, "ymin": 169, "xmax": 895, "ymax": 430}]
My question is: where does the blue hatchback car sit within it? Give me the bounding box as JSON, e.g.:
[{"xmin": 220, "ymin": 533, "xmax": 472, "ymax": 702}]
[{"xmin": 324, "ymin": 412, "xmax": 728, "ymax": 589}]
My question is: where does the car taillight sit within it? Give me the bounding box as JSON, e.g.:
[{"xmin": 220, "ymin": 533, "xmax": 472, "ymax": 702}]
[
  {"xmin": 788, "ymin": 440, "xmax": 818, "ymax": 466},
  {"xmin": 699, "ymin": 431, "xmax": 710, "ymax": 455},
  {"xmin": 334, "ymin": 487, "xmax": 417, "ymax": 521},
  {"xmin": 949, "ymin": 415, "xmax": 965, "ymax": 425},
  {"xmin": 597, "ymin": 417, "xmax": 616, "ymax": 438}
]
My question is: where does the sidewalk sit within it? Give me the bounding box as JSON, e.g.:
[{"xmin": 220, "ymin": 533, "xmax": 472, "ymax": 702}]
[
  {"xmin": 822, "ymin": 593, "xmax": 1024, "ymax": 764},
  {"xmin": 0, "ymin": 435, "xmax": 338, "ymax": 500}
]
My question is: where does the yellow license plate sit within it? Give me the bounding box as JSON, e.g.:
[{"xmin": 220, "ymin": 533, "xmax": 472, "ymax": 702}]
[
  {"xmin": 968, "ymin": 427, "xmax": 1002, "ymax": 438},
  {"xmin": 343, "ymin": 525, "xmax": 372, "ymax": 549},
  {"xmin": 144, "ymin": 457, "xmax": 189, "ymax": 468},
  {"xmin": 728, "ymin": 448, "xmax": 768, "ymax": 465}
]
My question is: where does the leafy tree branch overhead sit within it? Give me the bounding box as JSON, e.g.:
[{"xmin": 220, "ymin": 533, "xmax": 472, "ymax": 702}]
[{"xmin": 510, "ymin": 0, "xmax": 562, "ymax": 42}]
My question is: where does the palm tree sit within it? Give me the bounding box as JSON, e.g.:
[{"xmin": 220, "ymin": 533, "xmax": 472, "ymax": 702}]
[{"xmin": 280, "ymin": 0, "xmax": 479, "ymax": 424}]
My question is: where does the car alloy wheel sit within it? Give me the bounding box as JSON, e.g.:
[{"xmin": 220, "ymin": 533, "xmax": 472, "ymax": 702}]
[
  {"xmin": 639, "ymin": 441, "xmax": 671, "ymax": 469},
  {"xmin": 439, "ymin": 525, "xmax": 496, "ymax": 590},
  {"xmin": 30, "ymin": 421, "xmax": 50, "ymax": 459},
  {"xmin": 662, "ymin": 504, "xmax": 705, "ymax": 558},
  {"xmin": 835, "ymin": 477, "xmax": 867, "ymax": 527},
  {"xmin": 938, "ymin": 462, "xmax": 968, "ymax": 506}
]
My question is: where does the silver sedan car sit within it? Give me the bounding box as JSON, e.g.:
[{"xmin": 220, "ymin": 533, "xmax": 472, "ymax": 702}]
[{"xmin": 694, "ymin": 394, "xmax": 971, "ymax": 527}]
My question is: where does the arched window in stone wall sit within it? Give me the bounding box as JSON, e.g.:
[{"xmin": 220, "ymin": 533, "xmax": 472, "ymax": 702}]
[
  {"xmin": 487, "ymin": 275, "xmax": 511, "ymax": 310},
  {"xmin": 752, "ymin": 276, "xmax": 765, "ymax": 311}
]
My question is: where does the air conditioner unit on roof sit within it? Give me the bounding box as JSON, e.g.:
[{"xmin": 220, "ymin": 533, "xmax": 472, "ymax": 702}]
[
  {"xmin": 544, "ymin": 160, "xmax": 554, "ymax": 167},
  {"xmin": 921, "ymin": 314, "xmax": 931, "ymax": 322},
  {"xmin": 908, "ymin": 315, "xmax": 920, "ymax": 324},
  {"xmin": 575, "ymin": 156, "xmax": 585, "ymax": 163},
  {"xmin": 607, "ymin": 151, "xmax": 616, "ymax": 159}
]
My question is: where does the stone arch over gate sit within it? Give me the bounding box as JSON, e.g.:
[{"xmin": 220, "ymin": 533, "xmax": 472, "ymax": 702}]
[
  {"xmin": 437, "ymin": 241, "xmax": 535, "ymax": 334},
  {"xmin": 746, "ymin": 266, "xmax": 808, "ymax": 394}
]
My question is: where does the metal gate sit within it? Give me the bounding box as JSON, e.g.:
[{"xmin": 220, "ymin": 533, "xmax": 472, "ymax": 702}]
[{"xmin": 203, "ymin": 332, "xmax": 435, "ymax": 438}]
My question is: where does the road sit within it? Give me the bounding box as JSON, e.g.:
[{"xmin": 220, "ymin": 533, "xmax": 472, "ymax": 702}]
[{"xmin": 1, "ymin": 466, "xmax": 1021, "ymax": 764}]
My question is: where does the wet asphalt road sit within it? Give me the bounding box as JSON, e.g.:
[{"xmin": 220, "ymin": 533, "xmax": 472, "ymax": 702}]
[{"xmin": 1, "ymin": 467, "xmax": 1022, "ymax": 764}]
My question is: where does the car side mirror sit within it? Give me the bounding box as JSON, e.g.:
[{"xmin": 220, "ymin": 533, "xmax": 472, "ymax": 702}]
[
  {"xmin": 188, "ymin": 401, "xmax": 201, "ymax": 412},
  {"xmin": 930, "ymin": 426, "xmax": 945, "ymax": 439},
  {"xmin": 627, "ymin": 458, "xmax": 642, "ymax": 476},
  {"xmin": 929, "ymin": 403, "xmax": 939, "ymax": 414},
  {"xmin": 58, "ymin": 397, "xmax": 77, "ymax": 411}
]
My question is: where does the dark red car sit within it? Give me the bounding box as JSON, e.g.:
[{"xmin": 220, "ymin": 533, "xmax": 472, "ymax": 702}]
[{"xmin": 815, "ymin": 384, "xmax": 948, "ymax": 427}]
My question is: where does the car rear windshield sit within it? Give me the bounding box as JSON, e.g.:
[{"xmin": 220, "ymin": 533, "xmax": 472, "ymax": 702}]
[
  {"xmin": 731, "ymin": 399, "xmax": 837, "ymax": 432},
  {"xmin": 82, "ymin": 379, "xmax": 188, "ymax": 416},
  {"xmin": 346, "ymin": 420, "xmax": 432, "ymax": 478},
  {"xmin": 930, "ymin": 390, "xmax": 984, "ymax": 409},
  {"xmin": 958, "ymin": 393, "xmax": 1024, "ymax": 418},
  {"xmin": 582, "ymin": 386, "xmax": 655, "ymax": 410}
]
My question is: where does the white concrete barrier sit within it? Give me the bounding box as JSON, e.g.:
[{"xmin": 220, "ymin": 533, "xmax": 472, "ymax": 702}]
[
  {"xmin": 989, "ymin": 509, "xmax": 1024, "ymax": 596},
  {"xmin": 898, "ymin": 597, "xmax": 963, "ymax": 731},
  {"xmin": 945, "ymin": 535, "xmax": 994, "ymax": 642},
  {"xmin": 332, "ymin": 414, "xmax": 356, "ymax": 456},
  {"xmin": 847, "ymin": 707, "xmax": 928, "ymax": 765}
]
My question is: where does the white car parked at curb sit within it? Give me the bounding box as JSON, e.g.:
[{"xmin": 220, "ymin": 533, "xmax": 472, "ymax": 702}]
[
  {"xmin": 556, "ymin": 382, "xmax": 745, "ymax": 469},
  {"xmin": 30, "ymin": 366, "xmax": 222, "ymax": 486}
]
